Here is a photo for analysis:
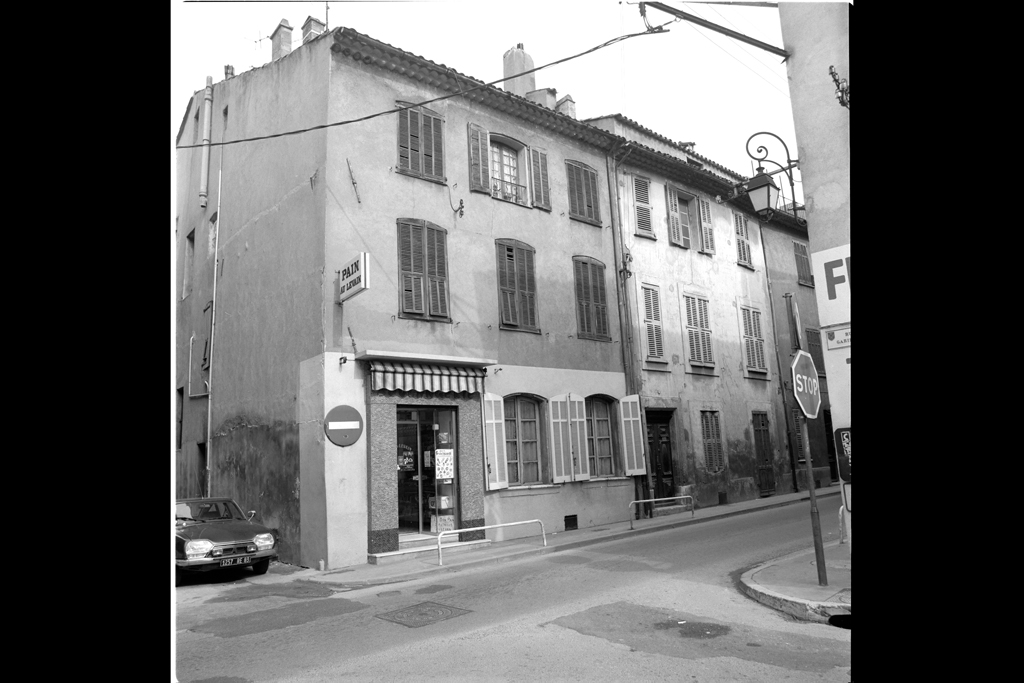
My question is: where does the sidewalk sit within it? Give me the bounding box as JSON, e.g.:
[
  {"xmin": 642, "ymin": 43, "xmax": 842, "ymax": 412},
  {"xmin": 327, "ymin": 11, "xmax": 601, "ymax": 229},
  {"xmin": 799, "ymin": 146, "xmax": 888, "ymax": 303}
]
[{"xmin": 271, "ymin": 485, "xmax": 848, "ymax": 623}]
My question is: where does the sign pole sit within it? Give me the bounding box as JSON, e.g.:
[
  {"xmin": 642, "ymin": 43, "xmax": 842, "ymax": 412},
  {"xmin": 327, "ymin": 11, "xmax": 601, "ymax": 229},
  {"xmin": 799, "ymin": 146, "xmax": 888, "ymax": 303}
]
[{"xmin": 801, "ymin": 415, "xmax": 828, "ymax": 586}]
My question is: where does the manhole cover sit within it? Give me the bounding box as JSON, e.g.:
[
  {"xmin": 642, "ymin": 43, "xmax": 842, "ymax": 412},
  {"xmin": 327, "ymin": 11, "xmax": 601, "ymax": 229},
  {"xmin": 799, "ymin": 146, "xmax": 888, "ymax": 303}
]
[{"xmin": 375, "ymin": 601, "xmax": 472, "ymax": 628}]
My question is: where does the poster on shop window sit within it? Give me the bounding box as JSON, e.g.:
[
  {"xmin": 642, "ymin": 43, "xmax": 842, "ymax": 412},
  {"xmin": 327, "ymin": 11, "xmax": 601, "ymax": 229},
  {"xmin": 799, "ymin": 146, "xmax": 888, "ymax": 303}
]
[
  {"xmin": 435, "ymin": 449, "xmax": 454, "ymax": 479},
  {"xmin": 397, "ymin": 444, "xmax": 415, "ymax": 471}
]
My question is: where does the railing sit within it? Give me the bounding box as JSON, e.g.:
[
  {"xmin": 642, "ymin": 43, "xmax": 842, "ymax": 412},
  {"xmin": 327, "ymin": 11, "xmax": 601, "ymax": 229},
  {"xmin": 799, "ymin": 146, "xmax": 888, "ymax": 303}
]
[
  {"xmin": 491, "ymin": 178, "xmax": 528, "ymax": 205},
  {"xmin": 628, "ymin": 496, "xmax": 694, "ymax": 530},
  {"xmin": 436, "ymin": 519, "xmax": 546, "ymax": 566}
]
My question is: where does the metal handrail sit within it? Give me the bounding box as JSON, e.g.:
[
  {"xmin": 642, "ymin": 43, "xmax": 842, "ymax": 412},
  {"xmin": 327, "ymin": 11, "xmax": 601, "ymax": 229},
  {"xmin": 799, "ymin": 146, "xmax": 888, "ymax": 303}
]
[
  {"xmin": 628, "ymin": 496, "xmax": 694, "ymax": 529},
  {"xmin": 491, "ymin": 178, "xmax": 528, "ymax": 205},
  {"xmin": 436, "ymin": 519, "xmax": 546, "ymax": 566}
]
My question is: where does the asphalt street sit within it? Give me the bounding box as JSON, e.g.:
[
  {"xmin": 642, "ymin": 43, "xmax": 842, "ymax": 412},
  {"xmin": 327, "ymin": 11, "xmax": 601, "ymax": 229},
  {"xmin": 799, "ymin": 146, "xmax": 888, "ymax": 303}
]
[{"xmin": 174, "ymin": 495, "xmax": 849, "ymax": 682}]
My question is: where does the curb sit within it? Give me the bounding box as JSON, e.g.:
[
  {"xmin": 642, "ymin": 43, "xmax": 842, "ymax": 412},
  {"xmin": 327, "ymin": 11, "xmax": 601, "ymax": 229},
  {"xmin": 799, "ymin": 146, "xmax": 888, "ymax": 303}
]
[
  {"xmin": 301, "ymin": 490, "xmax": 841, "ymax": 589},
  {"xmin": 738, "ymin": 543, "xmax": 851, "ymax": 624}
]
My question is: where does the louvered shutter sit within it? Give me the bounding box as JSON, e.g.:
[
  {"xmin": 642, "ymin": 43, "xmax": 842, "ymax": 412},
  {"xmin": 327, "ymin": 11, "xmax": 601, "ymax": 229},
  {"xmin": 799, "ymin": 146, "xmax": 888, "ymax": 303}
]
[
  {"xmin": 734, "ymin": 213, "xmax": 752, "ymax": 265},
  {"xmin": 698, "ymin": 197, "xmax": 715, "ymax": 253},
  {"xmin": 468, "ymin": 123, "xmax": 489, "ymax": 192},
  {"xmin": 643, "ymin": 285, "xmax": 663, "ymax": 359},
  {"xmin": 497, "ymin": 244, "xmax": 518, "ymax": 325},
  {"xmin": 752, "ymin": 310, "xmax": 766, "ymax": 370},
  {"xmin": 592, "ymin": 262, "xmax": 608, "ymax": 338},
  {"xmin": 397, "ymin": 108, "xmax": 411, "ymax": 172},
  {"xmin": 586, "ymin": 167, "xmax": 601, "ymax": 222},
  {"xmin": 407, "ymin": 109, "xmax": 421, "ymax": 175},
  {"xmin": 666, "ymin": 186, "xmax": 682, "ymax": 246},
  {"xmin": 634, "ymin": 176, "xmax": 653, "ymax": 235},
  {"xmin": 422, "ymin": 116, "xmax": 435, "ymax": 178},
  {"xmin": 399, "ymin": 221, "xmax": 424, "ymax": 314},
  {"xmin": 742, "ymin": 308, "xmax": 756, "ymax": 369},
  {"xmin": 794, "ymin": 242, "xmax": 814, "ymax": 285},
  {"xmin": 619, "ymin": 395, "xmax": 646, "ymax": 475},
  {"xmin": 430, "ymin": 113, "xmax": 444, "ymax": 179},
  {"xmin": 685, "ymin": 296, "xmax": 699, "ymax": 362},
  {"xmin": 530, "ymin": 148, "xmax": 550, "ymax": 209},
  {"xmin": 568, "ymin": 393, "xmax": 589, "ymax": 480},
  {"xmin": 702, "ymin": 411, "xmax": 723, "ymax": 472},
  {"xmin": 697, "ymin": 298, "xmax": 713, "ymax": 363},
  {"xmin": 519, "ymin": 247, "xmax": 537, "ymax": 329},
  {"xmin": 549, "ymin": 394, "xmax": 572, "ymax": 483},
  {"xmin": 483, "ymin": 393, "xmax": 509, "ymax": 490},
  {"xmin": 426, "ymin": 225, "xmax": 448, "ymax": 317},
  {"xmin": 574, "ymin": 259, "xmax": 593, "ymax": 336},
  {"xmin": 566, "ymin": 163, "xmax": 581, "ymax": 217}
]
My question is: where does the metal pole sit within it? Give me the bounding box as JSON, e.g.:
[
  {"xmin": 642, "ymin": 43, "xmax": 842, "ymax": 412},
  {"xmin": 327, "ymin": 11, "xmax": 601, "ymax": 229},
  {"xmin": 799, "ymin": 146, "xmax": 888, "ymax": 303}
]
[{"xmin": 801, "ymin": 415, "xmax": 827, "ymax": 586}]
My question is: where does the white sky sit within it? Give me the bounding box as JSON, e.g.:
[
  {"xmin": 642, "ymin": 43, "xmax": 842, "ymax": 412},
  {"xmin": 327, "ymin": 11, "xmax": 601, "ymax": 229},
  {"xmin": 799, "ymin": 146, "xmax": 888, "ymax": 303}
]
[{"xmin": 172, "ymin": 0, "xmax": 816, "ymax": 205}]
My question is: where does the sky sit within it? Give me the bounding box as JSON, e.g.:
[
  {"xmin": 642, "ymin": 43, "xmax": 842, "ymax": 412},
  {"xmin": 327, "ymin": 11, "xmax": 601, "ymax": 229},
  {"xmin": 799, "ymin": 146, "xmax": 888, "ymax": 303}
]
[{"xmin": 172, "ymin": 0, "xmax": 813, "ymax": 205}]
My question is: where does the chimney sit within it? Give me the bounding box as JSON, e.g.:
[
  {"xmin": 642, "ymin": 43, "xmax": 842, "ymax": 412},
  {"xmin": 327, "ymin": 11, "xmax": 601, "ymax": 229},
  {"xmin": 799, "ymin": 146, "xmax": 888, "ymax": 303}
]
[
  {"xmin": 555, "ymin": 94, "xmax": 576, "ymax": 120},
  {"xmin": 224, "ymin": 65, "xmax": 235, "ymax": 79},
  {"xmin": 502, "ymin": 43, "xmax": 535, "ymax": 97},
  {"xmin": 302, "ymin": 16, "xmax": 326, "ymax": 44},
  {"xmin": 525, "ymin": 88, "xmax": 557, "ymax": 110},
  {"xmin": 271, "ymin": 19, "xmax": 292, "ymax": 61}
]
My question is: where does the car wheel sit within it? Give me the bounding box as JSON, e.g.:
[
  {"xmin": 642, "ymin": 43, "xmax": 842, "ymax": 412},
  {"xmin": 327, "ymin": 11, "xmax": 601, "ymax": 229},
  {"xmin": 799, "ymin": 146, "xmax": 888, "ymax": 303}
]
[{"xmin": 251, "ymin": 559, "xmax": 270, "ymax": 576}]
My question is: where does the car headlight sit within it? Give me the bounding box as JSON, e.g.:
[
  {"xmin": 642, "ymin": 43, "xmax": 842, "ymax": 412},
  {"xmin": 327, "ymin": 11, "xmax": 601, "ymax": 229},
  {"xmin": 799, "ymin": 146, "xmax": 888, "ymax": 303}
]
[
  {"xmin": 254, "ymin": 533, "xmax": 274, "ymax": 550},
  {"xmin": 185, "ymin": 539, "xmax": 215, "ymax": 559}
]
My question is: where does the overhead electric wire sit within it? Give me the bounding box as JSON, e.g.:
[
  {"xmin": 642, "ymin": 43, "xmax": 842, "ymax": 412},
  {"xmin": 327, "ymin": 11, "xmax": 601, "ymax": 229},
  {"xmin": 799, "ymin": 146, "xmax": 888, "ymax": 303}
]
[
  {"xmin": 175, "ymin": 22, "xmax": 672, "ymax": 151},
  {"xmin": 685, "ymin": 1, "xmax": 790, "ymax": 87}
]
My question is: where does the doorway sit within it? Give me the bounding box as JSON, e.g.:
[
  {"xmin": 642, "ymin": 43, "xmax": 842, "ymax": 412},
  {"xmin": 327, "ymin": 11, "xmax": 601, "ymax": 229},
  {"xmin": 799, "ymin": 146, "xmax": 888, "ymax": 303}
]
[
  {"xmin": 645, "ymin": 411, "xmax": 675, "ymax": 504},
  {"xmin": 752, "ymin": 411, "xmax": 775, "ymax": 497},
  {"xmin": 396, "ymin": 407, "xmax": 458, "ymax": 535}
]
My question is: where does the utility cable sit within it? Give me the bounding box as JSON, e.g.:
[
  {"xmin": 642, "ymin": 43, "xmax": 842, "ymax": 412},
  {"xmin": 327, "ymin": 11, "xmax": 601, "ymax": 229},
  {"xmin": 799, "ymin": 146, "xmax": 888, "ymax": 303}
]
[
  {"xmin": 684, "ymin": 1, "xmax": 790, "ymax": 87},
  {"xmin": 175, "ymin": 23, "xmax": 672, "ymax": 151}
]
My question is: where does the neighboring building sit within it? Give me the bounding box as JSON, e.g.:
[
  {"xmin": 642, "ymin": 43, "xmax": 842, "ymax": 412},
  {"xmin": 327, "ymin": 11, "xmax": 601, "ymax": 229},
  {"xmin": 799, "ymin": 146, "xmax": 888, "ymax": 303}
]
[{"xmin": 587, "ymin": 114, "xmax": 793, "ymax": 506}]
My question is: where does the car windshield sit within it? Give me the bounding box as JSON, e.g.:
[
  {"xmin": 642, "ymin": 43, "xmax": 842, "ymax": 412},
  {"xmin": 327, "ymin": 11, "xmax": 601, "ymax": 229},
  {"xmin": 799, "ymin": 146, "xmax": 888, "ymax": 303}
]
[{"xmin": 176, "ymin": 500, "xmax": 246, "ymax": 523}]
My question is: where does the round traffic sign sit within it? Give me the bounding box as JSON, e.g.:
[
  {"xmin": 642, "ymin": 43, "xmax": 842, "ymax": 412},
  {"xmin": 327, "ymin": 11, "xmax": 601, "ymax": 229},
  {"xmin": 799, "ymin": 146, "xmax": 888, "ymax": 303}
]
[
  {"xmin": 790, "ymin": 350, "xmax": 821, "ymax": 419},
  {"xmin": 324, "ymin": 405, "xmax": 363, "ymax": 447}
]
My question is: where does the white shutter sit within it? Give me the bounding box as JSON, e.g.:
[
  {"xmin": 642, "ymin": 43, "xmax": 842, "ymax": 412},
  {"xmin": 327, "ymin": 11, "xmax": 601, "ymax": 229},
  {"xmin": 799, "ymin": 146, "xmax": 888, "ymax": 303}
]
[
  {"xmin": 643, "ymin": 285, "xmax": 664, "ymax": 359},
  {"xmin": 619, "ymin": 394, "xmax": 646, "ymax": 475},
  {"xmin": 698, "ymin": 197, "xmax": 715, "ymax": 252},
  {"xmin": 568, "ymin": 393, "xmax": 589, "ymax": 480},
  {"xmin": 482, "ymin": 393, "xmax": 508, "ymax": 490},
  {"xmin": 634, "ymin": 176, "xmax": 653, "ymax": 235},
  {"xmin": 549, "ymin": 394, "xmax": 572, "ymax": 483}
]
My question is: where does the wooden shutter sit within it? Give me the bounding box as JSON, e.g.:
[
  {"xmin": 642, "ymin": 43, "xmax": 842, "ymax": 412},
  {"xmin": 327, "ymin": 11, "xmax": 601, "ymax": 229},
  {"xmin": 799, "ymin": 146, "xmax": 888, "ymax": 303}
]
[
  {"xmin": 686, "ymin": 296, "xmax": 713, "ymax": 364},
  {"xmin": 407, "ymin": 109, "xmax": 421, "ymax": 175},
  {"xmin": 698, "ymin": 197, "xmax": 715, "ymax": 253},
  {"xmin": 399, "ymin": 221, "xmax": 424, "ymax": 314},
  {"xmin": 574, "ymin": 259, "xmax": 593, "ymax": 336},
  {"xmin": 794, "ymin": 242, "xmax": 814, "ymax": 285},
  {"xmin": 549, "ymin": 394, "xmax": 573, "ymax": 483},
  {"xmin": 566, "ymin": 162, "xmax": 582, "ymax": 217},
  {"xmin": 634, "ymin": 176, "xmax": 652, "ymax": 235},
  {"xmin": 483, "ymin": 393, "xmax": 509, "ymax": 490},
  {"xmin": 702, "ymin": 411, "xmax": 723, "ymax": 472},
  {"xmin": 568, "ymin": 393, "xmax": 589, "ymax": 480},
  {"xmin": 585, "ymin": 166, "xmax": 601, "ymax": 222},
  {"xmin": 642, "ymin": 285, "xmax": 663, "ymax": 359},
  {"xmin": 426, "ymin": 224, "xmax": 448, "ymax": 317},
  {"xmin": 397, "ymin": 108, "xmax": 411, "ymax": 172},
  {"xmin": 734, "ymin": 213, "xmax": 752, "ymax": 265},
  {"xmin": 518, "ymin": 246, "xmax": 537, "ymax": 329},
  {"xmin": 697, "ymin": 297, "xmax": 713, "ymax": 363},
  {"xmin": 530, "ymin": 148, "xmax": 550, "ymax": 209},
  {"xmin": 750, "ymin": 309, "xmax": 766, "ymax": 369},
  {"xmin": 806, "ymin": 328, "xmax": 825, "ymax": 374},
  {"xmin": 497, "ymin": 244, "xmax": 518, "ymax": 325},
  {"xmin": 429, "ymin": 113, "xmax": 444, "ymax": 179},
  {"xmin": 468, "ymin": 123, "xmax": 489, "ymax": 192},
  {"xmin": 742, "ymin": 308, "xmax": 762, "ymax": 369},
  {"xmin": 666, "ymin": 186, "xmax": 690, "ymax": 248},
  {"xmin": 592, "ymin": 262, "xmax": 608, "ymax": 338},
  {"xmin": 619, "ymin": 395, "xmax": 646, "ymax": 475}
]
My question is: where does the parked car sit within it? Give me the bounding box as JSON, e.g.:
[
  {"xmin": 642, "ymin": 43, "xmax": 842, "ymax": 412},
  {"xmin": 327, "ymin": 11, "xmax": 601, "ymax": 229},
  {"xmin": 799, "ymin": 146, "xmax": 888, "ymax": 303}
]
[{"xmin": 175, "ymin": 497, "xmax": 278, "ymax": 585}]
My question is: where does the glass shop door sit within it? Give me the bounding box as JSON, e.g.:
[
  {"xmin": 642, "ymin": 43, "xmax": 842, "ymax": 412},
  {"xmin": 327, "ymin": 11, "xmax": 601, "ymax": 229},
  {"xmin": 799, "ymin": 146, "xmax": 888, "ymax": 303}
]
[{"xmin": 396, "ymin": 408, "xmax": 458, "ymax": 534}]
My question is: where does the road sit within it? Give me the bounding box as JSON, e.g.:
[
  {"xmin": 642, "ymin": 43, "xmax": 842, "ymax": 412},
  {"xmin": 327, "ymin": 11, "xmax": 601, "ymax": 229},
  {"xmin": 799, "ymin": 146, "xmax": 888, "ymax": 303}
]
[{"xmin": 174, "ymin": 495, "xmax": 849, "ymax": 682}]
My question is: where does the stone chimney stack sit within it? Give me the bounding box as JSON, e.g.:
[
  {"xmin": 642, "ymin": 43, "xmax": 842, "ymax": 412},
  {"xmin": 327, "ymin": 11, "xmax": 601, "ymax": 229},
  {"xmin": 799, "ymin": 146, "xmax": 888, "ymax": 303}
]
[
  {"xmin": 271, "ymin": 19, "xmax": 293, "ymax": 61},
  {"xmin": 555, "ymin": 94, "xmax": 576, "ymax": 119},
  {"xmin": 224, "ymin": 65, "xmax": 235, "ymax": 79},
  {"xmin": 526, "ymin": 88, "xmax": 557, "ymax": 110},
  {"xmin": 302, "ymin": 16, "xmax": 326, "ymax": 44},
  {"xmin": 502, "ymin": 44, "xmax": 536, "ymax": 97}
]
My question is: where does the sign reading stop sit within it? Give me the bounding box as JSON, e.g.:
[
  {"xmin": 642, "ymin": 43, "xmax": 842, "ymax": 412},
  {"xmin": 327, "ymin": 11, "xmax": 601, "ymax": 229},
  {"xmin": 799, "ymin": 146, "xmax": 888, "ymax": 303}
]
[{"xmin": 791, "ymin": 350, "xmax": 821, "ymax": 419}]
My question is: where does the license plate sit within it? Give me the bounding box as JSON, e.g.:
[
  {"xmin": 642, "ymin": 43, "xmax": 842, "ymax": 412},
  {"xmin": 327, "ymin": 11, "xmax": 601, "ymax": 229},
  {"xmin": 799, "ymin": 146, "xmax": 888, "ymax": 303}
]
[{"xmin": 219, "ymin": 556, "xmax": 252, "ymax": 567}]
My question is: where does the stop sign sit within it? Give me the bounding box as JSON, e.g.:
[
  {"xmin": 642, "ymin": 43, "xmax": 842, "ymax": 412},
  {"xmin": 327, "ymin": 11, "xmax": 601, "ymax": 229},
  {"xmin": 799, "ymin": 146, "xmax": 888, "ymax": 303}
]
[{"xmin": 791, "ymin": 350, "xmax": 821, "ymax": 419}]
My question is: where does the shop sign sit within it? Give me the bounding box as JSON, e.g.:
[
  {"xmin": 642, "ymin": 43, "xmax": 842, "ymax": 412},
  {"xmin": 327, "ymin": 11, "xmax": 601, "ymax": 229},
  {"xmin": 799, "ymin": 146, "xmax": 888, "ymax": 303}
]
[{"xmin": 337, "ymin": 252, "xmax": 369, "ymax": 303}]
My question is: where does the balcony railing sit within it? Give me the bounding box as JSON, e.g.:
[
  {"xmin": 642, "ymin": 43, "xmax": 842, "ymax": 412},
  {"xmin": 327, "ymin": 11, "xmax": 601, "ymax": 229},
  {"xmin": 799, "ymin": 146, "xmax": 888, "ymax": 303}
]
[{"xmin": 491, "ymin": 178, "xmax": 528, "ymax": 206}]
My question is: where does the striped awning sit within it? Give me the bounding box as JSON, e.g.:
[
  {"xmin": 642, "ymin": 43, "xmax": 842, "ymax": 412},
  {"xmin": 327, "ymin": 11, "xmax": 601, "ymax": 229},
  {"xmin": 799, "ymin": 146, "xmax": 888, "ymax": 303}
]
[{"xmin": 369, "ymin": 361, "xmax": 487, "ymax": 394}]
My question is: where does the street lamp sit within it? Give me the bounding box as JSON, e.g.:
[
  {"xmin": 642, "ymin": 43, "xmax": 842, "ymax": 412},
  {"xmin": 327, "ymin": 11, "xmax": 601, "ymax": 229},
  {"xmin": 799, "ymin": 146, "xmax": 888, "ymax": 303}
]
[
  {"xmin": 717, "ymin": 132, "xmax": 805, "ymax": 226},
  {"xmin": 745, "ymin": 166, "xmax": 780, "ymax": 220}
]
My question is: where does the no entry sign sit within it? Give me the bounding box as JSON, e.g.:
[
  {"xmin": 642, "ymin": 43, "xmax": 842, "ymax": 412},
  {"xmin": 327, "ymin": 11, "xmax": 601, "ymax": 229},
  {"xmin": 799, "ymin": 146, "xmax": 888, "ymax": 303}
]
[
  {"xmin": 324, "ymin": 405, "xmax": 363, "ymax": 447},
  {"xmin": 791, "ymin": 350, "xmax": 821, "ymax": 419}
]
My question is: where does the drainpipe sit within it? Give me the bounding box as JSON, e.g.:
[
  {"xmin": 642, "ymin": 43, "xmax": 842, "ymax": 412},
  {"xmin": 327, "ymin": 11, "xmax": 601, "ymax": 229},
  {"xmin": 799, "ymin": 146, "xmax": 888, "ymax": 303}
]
[
  {"xmin": 758, "ymin": 223, "xmax": 799, "ymax": 492},
  {"xmin": 199, "ymin": 77, "xmax": 213, "ymax": 208},
  {"xmin": 204, "ymin": 148, "xmax": 223, "ymax": 497}
]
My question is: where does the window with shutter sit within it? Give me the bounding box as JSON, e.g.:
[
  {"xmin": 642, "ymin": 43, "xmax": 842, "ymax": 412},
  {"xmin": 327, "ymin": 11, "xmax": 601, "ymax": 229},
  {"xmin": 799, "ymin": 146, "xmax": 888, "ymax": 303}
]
[
  {"xmin": 806, "ymin": 328, "xmax": 825, "ymax": 374},
  {"xmin": 618, "ymin": 395, "xmax": 646, "ymax": 475},
  {"xmin": 565, "ymin": 160, "xmax": 601, "ymax": 225},
  {"xmin": 633, "ymin": 175, "xmax": 653, "ymax": 237},
  {"xmin": 741, "ymin": 306, "xmax": 768, "ymax": 372},
  {"xmin": 794, "ymin": 242, "xmax": 814, "ymax": 285},
  {"xmin": 734, "ymin": 212, "xmax": 753, "ymax": 267},
  {"xmin": 573, "ymin": 256, "xmax": 610, "ymax": 341},
  {"xmin": 467, "ymin": 123, "xmax": 490, "ymax": 193},
  {"xmin": 698, "ymin": 197, "xmax": 715, "ymax": 254},
  {"xmin": 642, "ymin": 284, "xmax": 664, "ymax": 360},
  {"xmin": 505, "ymin": 396, "xmax": 541, "ymax": 485},
  {"xmin": 482, "ymin": 393, "xmax": 509, "ymax": 490},
  {"xmin": 397, "ymin": 219, "xmax": 450, "ymax": 321},
  {"xmin": 685, "ymin": 295, "xmax": 714, "ymax": 365},
  {"xmin": 549, "ymin": 393, "xmax": 588, "ymax": 483},
  {"xmin": 701, "ymin": 411, "xmax": 724, "ymax": 473},
  {"xmin": 666, "ymin": 186, "xmax": 692, "ymax": 249},
  {"xmin": 397, "ymin": 102, "xmax": 445, "ymax": 182},
  {"xmin": 585, "ymin": 397, "xmax": 614, "ymax": 477},
  {"xmin": 495, "ymin": 239, "xmax": 539, "ymax": 332},
  {"xmin": 530, "ymin": 148, "xmax": 550, "ymax": 210}
]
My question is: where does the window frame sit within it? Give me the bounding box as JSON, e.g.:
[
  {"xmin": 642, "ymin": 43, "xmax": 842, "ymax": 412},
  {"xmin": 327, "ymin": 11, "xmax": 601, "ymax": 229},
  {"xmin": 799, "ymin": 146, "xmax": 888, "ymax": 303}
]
[
  {"xmin": 794, "ymin": 241, "xmax": 814, "ymax": 286},
  {"xmin": 666, "ymin": 185, "xmax": 693, "ymax": 249},
  {"xmin": 396, "ymin": 102, "xmax": 445, "ymax": 184},
  {"xmin": 495, "ymin": 239, "xmax": 539, "ymax": 333},
  {"xmin": 468, "ymin": 123, "xmax": 548, "ymax": 210},
  {"xmin": 397, "ymin": 218, "xmax": 451, "ymax": 322},
  {"xmin": 565, "ymin": 160, "xmax": 602, "ymax": 226},
  {"xmin": 572, "ymin": 256, "xmax": 611, "ymax": 342}
]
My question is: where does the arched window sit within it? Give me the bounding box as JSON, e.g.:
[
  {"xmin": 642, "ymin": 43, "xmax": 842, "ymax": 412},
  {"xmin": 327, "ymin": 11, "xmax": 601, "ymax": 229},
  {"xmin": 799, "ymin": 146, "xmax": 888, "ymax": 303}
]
[
  {"xmin": 586, "ymin": 397, "xmax": 614, "ymax": 476},
  {"xmin": 504, "ymin": 395, "xmax": 541, "ymax": 485}
]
